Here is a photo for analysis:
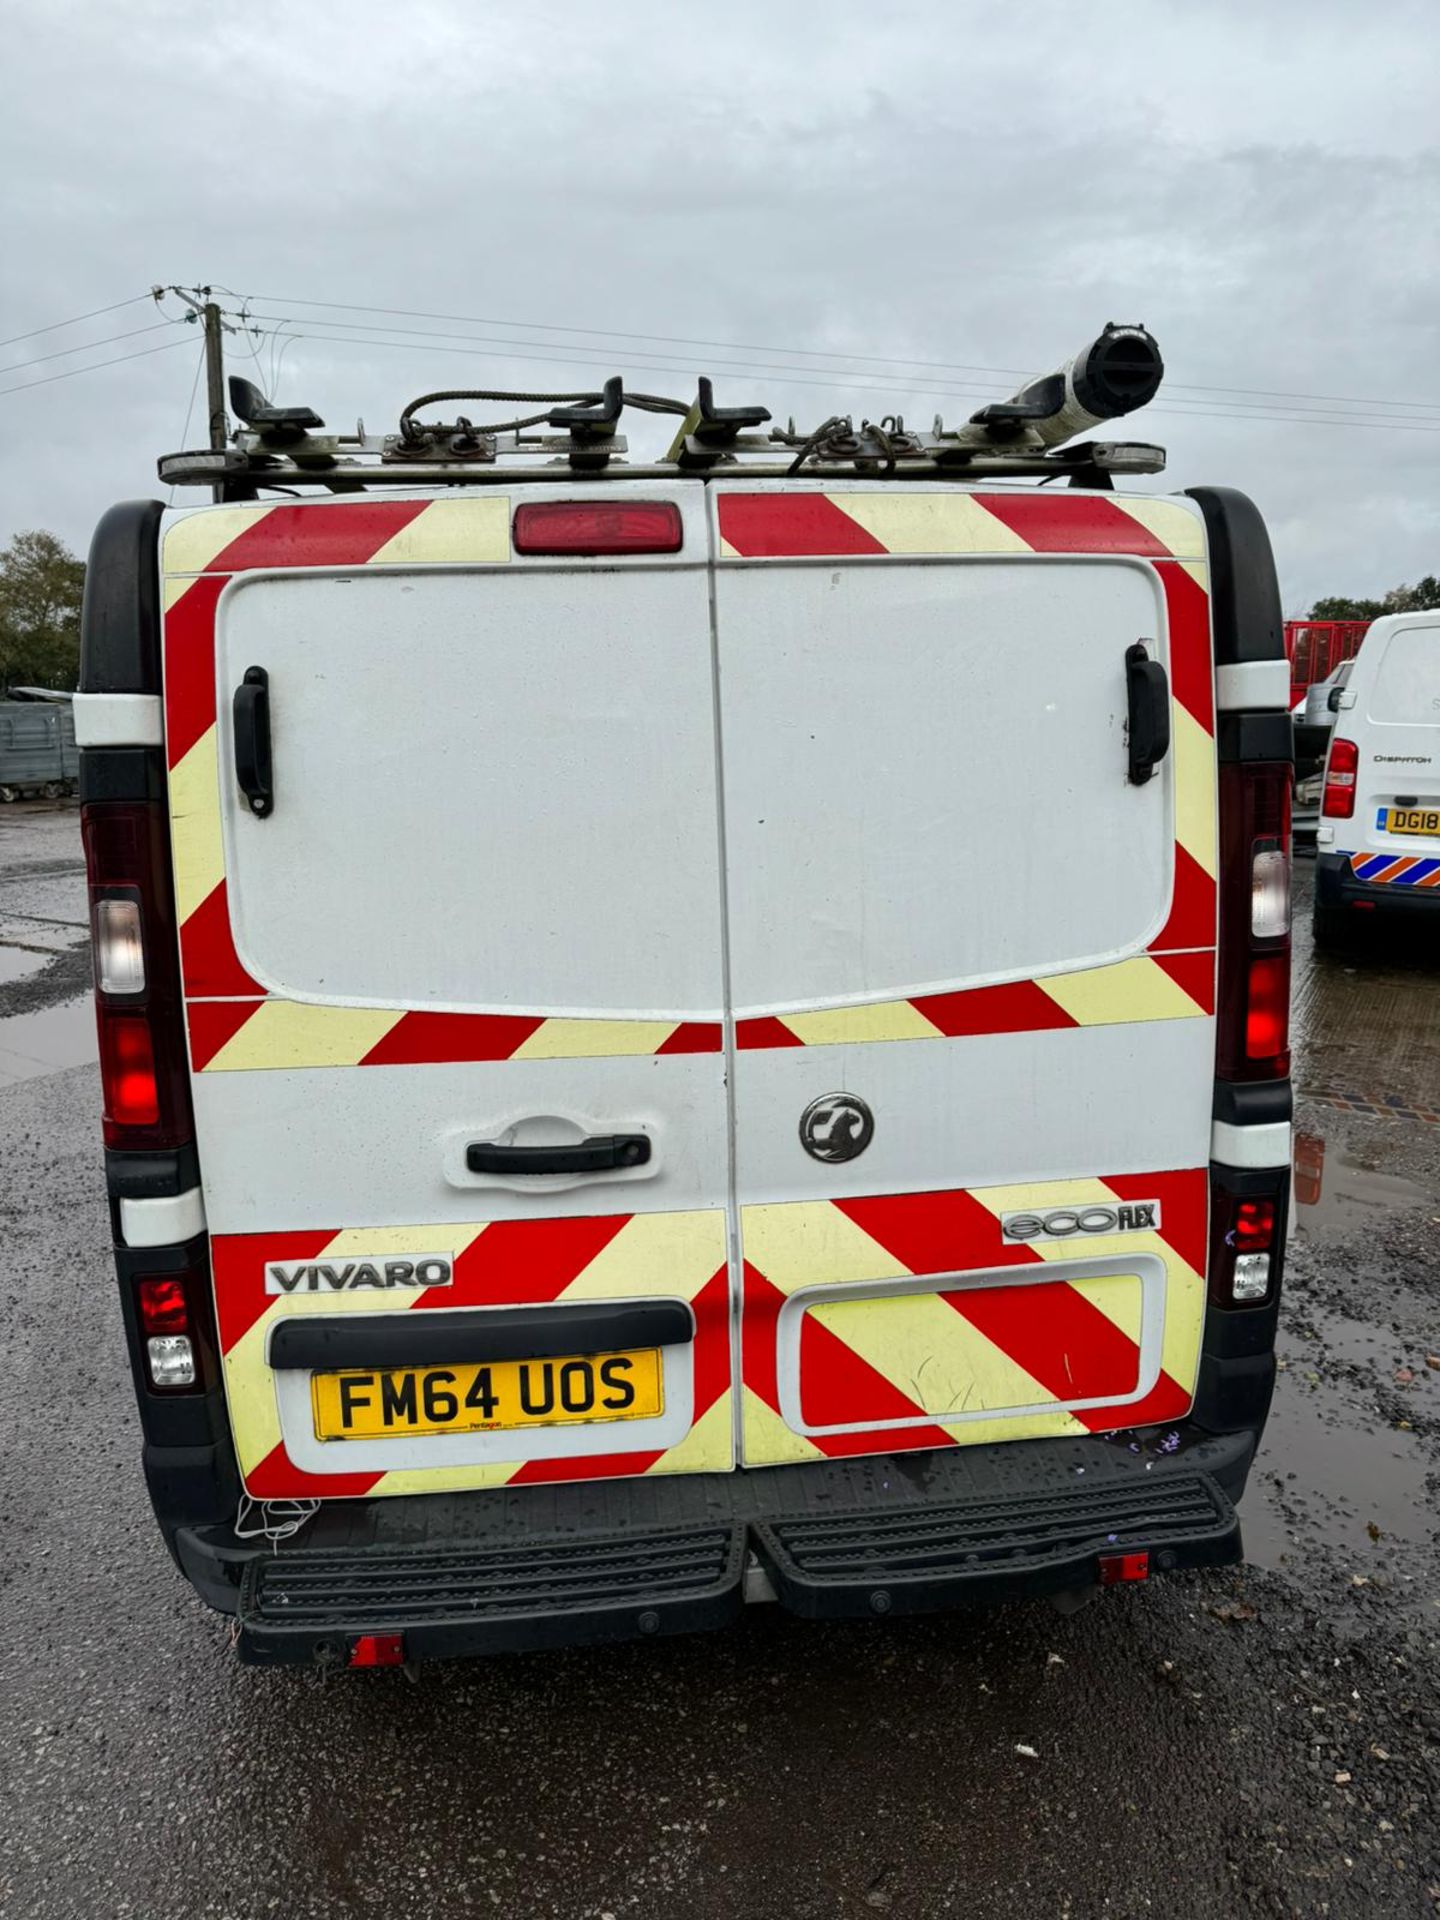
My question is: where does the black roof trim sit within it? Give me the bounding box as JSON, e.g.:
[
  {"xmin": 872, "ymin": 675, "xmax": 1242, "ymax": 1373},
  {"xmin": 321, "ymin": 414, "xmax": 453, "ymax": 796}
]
[
  {"xmin": 1183, "ymin": 487, "xmax": 1284, "ymax": 665},
  {"xmin": 81, "ymin": 500, "xmax": 166, "ymax": 695}
]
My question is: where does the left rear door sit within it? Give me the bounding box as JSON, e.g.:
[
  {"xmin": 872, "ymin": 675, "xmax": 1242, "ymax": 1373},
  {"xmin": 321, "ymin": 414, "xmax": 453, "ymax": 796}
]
[{"xmin": 160, "ymin": 483, "xmax": 736, "ymax": 1502}]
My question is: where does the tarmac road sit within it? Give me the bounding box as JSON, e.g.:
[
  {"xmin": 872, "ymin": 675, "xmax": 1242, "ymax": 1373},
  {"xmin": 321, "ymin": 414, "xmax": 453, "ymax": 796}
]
[{"xmin": 1, "ymin": 805, "xmax": 1437, "ymax": 1919}]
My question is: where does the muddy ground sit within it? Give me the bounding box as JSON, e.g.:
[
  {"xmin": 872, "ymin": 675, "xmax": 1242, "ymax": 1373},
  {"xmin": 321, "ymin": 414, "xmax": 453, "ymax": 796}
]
[{"xmin": 1, "ymin": 802, "xmax": 1436, "ymax": 1918}]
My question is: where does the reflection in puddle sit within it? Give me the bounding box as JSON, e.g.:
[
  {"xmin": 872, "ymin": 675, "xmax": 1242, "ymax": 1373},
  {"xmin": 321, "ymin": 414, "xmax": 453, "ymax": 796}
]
[
  {"xmin": 1291, "ymin": 1130, "xmax": 1431, "ymax": 1233},
  {"xmin": 0, "ymin": 996, "xmax": 96, "ymax": 1086}
]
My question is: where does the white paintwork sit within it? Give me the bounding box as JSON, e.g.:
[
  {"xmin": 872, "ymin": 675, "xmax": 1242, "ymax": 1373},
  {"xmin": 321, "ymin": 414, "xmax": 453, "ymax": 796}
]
[
  {"xmin": 732, "ymin": 1017, "xmax": 1215, "ymax": 1205},
  {"xmin": 1216, "ymin": 659, "xmax": 1290, "ymax": 712},
  {"xmin": 1325, "ymin": 613, "xmax": 1440, "ymax": 862},
  {"xmin": 714, "ymin": 556, "xmax": 1174, "ymax": 1011},
  {"xmin": 1210, "ymin": 1118, "xmax": 1292, "ymax": 1170},
  {"xmin": 274, "ymin": 1329, "xmax": 695, "ymax": 1476},
  {"xmin": 73, "ymin": 690, "xmax": 163, "ymax": 748},
  {"xmin": 192, "ymin": 1052, "xmax": 728, "ymax": 1234},
  {"xmin": 119, "ymin": 1186, "xmax": 207, "ymax": 1248},
  {"xmin": 216, "ymin": 561, "xmax": 722, "ymax": 1017},
  {"xmin": 775, "ymin": 1255, "xmax": 1167, "ymax": 1433}
]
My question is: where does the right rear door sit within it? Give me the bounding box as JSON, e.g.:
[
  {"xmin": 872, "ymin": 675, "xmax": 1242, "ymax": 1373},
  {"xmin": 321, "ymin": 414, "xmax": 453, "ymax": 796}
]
[{"xmin": 712, "ymin": 483, "xmax": 1219, "ymax": 1468}]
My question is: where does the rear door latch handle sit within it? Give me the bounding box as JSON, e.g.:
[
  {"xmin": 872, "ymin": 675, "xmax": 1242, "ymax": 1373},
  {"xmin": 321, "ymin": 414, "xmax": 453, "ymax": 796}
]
[
  {"xmin": 233, "ymin": 665, "xmax": 273, "ymax": 817},
  {"xmin": 1125, "ymin": 640, "xmax": 1170, "ymax": 785},
  {"xmin": 466, "ymin": 1134, "xmax": 652, "ymax": 1176}
]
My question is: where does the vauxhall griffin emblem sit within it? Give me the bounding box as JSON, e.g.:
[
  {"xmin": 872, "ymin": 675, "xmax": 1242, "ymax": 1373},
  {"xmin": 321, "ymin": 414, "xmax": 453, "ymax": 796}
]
[{"xmin": 799, "ymin": 1093, "xmax": 875, "ymax": 1163}]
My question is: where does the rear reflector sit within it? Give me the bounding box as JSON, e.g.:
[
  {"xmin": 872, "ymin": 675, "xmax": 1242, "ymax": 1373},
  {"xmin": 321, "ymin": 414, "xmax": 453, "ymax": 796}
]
[
  {"xmin": 1099, "ymin": 1551, "xmax": 1150, "ymax": 1585},
  {"xmin": 349, "ymin": 1633, "xmax": 406, "ymax": 1668},
  {"xmin": 512, "ymin": 500, "xmax": 683, "ymax": 556}
]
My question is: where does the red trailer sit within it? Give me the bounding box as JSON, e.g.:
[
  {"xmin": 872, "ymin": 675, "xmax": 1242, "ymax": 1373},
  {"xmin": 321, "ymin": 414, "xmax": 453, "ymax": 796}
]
[{"xmin": 1285, "ymin": 620, "xmax": 1370, "ymax": 706}]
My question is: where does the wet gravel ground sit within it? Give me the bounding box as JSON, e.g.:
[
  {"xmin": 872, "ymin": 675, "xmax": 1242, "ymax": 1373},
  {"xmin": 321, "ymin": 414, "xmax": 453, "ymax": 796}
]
[{"xmin": 1, "ymin": 810, "xmax": 1437, "ymax": 1918}]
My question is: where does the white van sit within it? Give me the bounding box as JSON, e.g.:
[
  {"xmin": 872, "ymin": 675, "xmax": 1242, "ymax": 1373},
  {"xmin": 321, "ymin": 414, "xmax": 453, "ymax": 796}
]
[
  {"xmin": 1314, "ymin": 613, "xmax": 1440, "ymax": 943},
  {"xmin": 75, "ymin": 336, "xmax": 1297, "ymax": 1666}
]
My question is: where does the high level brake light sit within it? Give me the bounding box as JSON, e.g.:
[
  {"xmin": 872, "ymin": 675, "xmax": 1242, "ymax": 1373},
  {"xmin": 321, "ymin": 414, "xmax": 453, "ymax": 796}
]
[
  {"xmin": 81, "ymin": 801, "xmax": 194, "ymax": 1150},
  {"xmin": 1321, "ymin": 737, "xmax": 1359, "ymax": 819},
  {"xmin": 1215, "ymin": 761, "xmax": 1291, "ymax": 1082},
  {"xmin": 512, "ymin": 500, "xmax": 683, "ymax": 556}
]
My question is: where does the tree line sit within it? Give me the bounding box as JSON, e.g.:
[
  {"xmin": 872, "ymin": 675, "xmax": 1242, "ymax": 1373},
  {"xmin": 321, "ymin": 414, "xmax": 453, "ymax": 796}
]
[{"xmin": 0, "ymin": 525, "xmax": 1435, "ymax": 695}]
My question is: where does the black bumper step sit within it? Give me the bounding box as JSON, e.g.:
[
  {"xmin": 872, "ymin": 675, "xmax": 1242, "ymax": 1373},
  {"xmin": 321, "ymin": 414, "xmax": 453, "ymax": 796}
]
[
  {"xmin": 238, "ymin": 1523, "xmax": 745, "ymax": 1665},
  {"xmin": 754, "ymin": 1471, "xmax": 1238, "ymax": 1619},
  {"xmin": 219, "ymin": 1435, "xmax": 1250, "ymax": 1665}
]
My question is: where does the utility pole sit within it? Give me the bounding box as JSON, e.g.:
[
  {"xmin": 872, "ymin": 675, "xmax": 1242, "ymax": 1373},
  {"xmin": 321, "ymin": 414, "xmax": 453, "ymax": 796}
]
[{"xmin": 162, "ymin": 287, "xmax": 232, "ymax": 500}]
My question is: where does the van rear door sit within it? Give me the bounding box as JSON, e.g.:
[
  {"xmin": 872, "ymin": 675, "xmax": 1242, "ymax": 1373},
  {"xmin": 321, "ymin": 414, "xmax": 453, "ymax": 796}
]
[
  {"xmin": 713, "ymin": 484, "xmax": 1218, "ymax": 1467},
  {"xmin": 162, "ymin": 486, "xmax": 734, "ymax": 1502},
  {"xmin": 1342, "ymin": 618, "xmax": 1440, "ymax": 887}
]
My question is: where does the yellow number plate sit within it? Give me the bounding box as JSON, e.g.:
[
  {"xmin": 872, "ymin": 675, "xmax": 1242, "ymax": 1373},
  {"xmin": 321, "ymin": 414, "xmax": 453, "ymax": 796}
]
[
  {"xmin": 312, "ymin": 1348, "xmax": 663, "ymax": 1441},
  {"xmin": 1384, "ymin": 806, "xmax": 1440, "ymax": 837}
]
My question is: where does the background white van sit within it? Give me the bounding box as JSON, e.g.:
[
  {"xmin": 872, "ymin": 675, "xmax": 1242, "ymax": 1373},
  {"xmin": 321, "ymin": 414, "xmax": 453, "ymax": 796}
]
[{"xmin": 1314, "ymin": 613, "xmax": 1440, "ymax": 944}]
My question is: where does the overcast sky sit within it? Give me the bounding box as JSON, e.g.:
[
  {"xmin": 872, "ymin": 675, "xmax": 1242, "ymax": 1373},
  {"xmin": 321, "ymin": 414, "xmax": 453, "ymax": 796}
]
[{"xmin": 2, "ymin": 0, "xmax": 1436, "ymax": 611}]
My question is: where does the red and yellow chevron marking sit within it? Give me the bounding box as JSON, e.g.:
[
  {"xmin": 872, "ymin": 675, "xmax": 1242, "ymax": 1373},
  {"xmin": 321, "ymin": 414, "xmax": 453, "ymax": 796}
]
[
  {"xmin": 719, "ymin": 490, "xmax": 1216, "ymax": 1049},
  {"xmin": 739, "ymin": 1169, "xmax": 1205, "ymax": 1466},
  {"xmin": 162, "ymin": 498, "xmax": 722, "ymax": 1068},
  {"xmin": 213, "ymin": 1207, "xmax": 731, "ymax": 1501}
]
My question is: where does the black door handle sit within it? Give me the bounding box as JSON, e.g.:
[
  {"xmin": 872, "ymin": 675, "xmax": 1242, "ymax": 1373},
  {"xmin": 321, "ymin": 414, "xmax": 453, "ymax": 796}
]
[
  {"xmin": 233, "ymin": 665, "xmax": 274, "ymax": 817},
  {"xmin": 1125, "ymin": 641, "xmax": 1170, "ymax": 785},
  {"xmin": 466, "ymin": 1134, "xmax": 652, "ymax": 1176}
]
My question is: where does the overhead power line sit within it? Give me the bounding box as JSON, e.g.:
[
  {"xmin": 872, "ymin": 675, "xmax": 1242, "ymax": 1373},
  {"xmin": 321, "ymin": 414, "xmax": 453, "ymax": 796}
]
[
  {"xmin": 0, "ymin": 293, "xmax": 154, "ymax": 354},
  {"xmin": 250, "ymin": 291, "xmax": 1440, "ymax": 418},
  {"xmin": 0, "ymin": 336, "xmax": 193, "ymax": 400},
  {"xmin": 0, "ymin": 321, "xmax": 177, "ymax": 380}
]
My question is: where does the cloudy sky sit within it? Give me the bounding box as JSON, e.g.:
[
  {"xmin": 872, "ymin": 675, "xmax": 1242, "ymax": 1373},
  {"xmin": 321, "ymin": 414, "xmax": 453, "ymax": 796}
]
[{"xmin": 2, "ymin": 0, "xmax": 1435, "ymax": 611}]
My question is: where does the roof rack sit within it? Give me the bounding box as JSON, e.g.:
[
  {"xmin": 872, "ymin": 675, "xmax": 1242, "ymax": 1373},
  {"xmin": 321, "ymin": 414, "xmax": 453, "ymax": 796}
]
[{"xmin": 159, "ymin": 324, "xmax": 1166, "ymax": 498}]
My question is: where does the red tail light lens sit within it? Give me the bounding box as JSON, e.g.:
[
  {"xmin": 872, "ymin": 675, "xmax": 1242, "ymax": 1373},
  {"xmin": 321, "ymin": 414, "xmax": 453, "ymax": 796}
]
[
  {"xmin": 81, "ymin": 801, "xmax": 194, "ymax": 1149},
  {"xmin": 512, "ymin": 500, "xmax": 683, "ymax": 556},
  {"xmin": 1321, "ymin": 737, "xmax": 1358, "ymax": 819},
  {"xmin": 137, "ymin": 1275, "xmax": 190, "ymax": 1334},
  {"xmin": 100, "ymin": 1014, "xmax": 160, "ymax": 1126},
  {"xmin": 1216, "ymin": 763, "xmax": 1292, "ymax": 1081},
  {"xmin": 1232, "ymin": 1198, "xmax": 1275, "ymax": 1252}
]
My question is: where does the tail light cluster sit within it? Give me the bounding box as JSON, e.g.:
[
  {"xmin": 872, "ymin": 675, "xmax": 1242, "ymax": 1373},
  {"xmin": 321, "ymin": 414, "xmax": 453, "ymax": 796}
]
[
  {"xmin": 1209, "ymin": 1185, "xmax": 1280, "ymax": 1310},
  {"xmin": 1321, "ymin": 736, "xmax": 1359, "ymax": 819},
  {"xmin": 136, "ymin": 1270, "xmax": 204, "ymax": 1391},
  {"xmin": 81, "ymin": 801, "xmax": 194, "ymax": 1149},
  {"xmin": 1215, "ymin": 761, "xmax": 1291, "ymax": 1082}
]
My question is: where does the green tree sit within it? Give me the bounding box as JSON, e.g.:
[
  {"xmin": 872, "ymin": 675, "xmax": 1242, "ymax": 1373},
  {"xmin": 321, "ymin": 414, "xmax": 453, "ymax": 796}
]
[
  {"xmin": 0, "ymin": 529, "xmax": 86, "ymax": 692},
  {"xmin": 1308, "ymin": 593, "xmax": 1384, "ymax": 621}
]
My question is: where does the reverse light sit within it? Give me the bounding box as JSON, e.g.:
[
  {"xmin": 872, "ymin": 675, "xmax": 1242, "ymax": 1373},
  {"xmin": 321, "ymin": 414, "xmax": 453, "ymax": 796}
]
[
  {"xmin": 1321, "ymin": 738, "xmax": 1358, "ymax": 819},
  {"xmin": 146, "ymin": 1334, "xmax": 196, "ymax": 1389},
  {"xmin": 94, "ymin": 896, "xmax": 146, "ymax": 994},
  {"xmin": 1250, "ymin": 848, "xmax": 1289, "ymax": 940},
  {"xmin": 1232, "ymin": 1254, "xmax": 1272, "ymax": 1304},
  {"xmin": 512, "ymin": 500, "xmax": 683, "ymax": 556}
]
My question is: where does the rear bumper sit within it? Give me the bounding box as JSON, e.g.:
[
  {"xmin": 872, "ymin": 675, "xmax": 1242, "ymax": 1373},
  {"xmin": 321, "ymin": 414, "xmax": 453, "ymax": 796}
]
[
  {"xmin": 1316, "ymin": 851, "xmax": 1440, "ymax": 917},
  {"xmin": 174, "ymin": 1428, "xmax": 1254, "ymax": 1666}
]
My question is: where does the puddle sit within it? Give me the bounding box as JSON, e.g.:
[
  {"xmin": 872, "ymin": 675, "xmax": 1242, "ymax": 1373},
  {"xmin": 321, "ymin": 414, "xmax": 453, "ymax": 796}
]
[
  {"xmin": 0, "ymin": 946, "xmax": 47, "ymax": 986},
  {"xmin": 1291, "ymin": 1132, "xmax": 1433, "ymax": 1234},
  {"xmin": 0, "ymin": 996, "xmax": 97, "ymax": 1086},
  {"xmin": 1246, "ymin": 1299, "xmax": 1436, "ymax": 1575}
]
